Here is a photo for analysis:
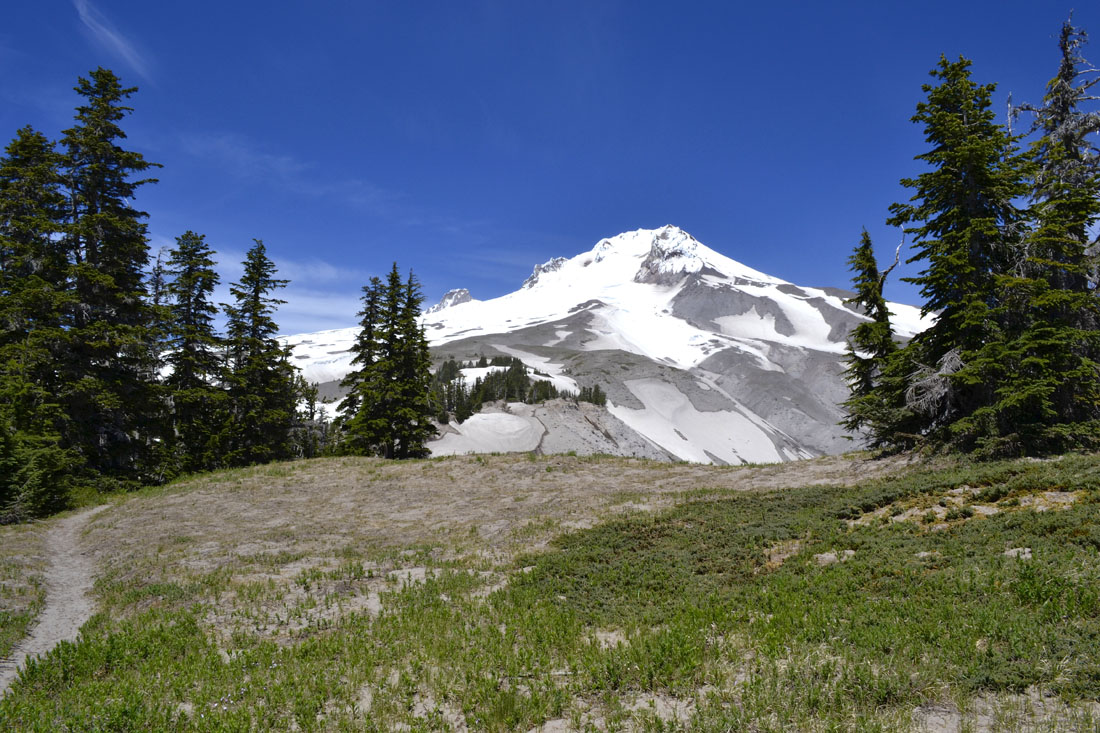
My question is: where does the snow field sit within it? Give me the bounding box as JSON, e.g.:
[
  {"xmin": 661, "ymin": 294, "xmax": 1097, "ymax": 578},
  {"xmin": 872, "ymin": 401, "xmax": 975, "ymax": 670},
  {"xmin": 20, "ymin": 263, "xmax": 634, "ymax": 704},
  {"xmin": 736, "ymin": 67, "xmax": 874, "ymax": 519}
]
[
  {"xmin": 429, "ymin": 411, "xmax": 544, "ymax": 456},
  {"xmin": 607, "ymin": 379, "xmax": 784, "ymax": 465}
]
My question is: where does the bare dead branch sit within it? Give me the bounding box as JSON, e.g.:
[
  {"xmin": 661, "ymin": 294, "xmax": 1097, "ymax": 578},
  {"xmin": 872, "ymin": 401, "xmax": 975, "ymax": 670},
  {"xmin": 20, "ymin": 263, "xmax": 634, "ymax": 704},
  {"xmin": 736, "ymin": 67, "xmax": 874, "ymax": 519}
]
[{"xmin": 878, "ymin": 237, "xmax": 903, "ymax": 290}]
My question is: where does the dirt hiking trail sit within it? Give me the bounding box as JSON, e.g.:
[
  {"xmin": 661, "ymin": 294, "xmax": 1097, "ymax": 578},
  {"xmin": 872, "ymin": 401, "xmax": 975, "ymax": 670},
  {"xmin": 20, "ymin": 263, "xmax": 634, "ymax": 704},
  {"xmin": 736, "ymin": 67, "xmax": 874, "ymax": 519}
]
[{"xmin": 0, "ymin": 504, "xmax": 108, "ymax": 697}]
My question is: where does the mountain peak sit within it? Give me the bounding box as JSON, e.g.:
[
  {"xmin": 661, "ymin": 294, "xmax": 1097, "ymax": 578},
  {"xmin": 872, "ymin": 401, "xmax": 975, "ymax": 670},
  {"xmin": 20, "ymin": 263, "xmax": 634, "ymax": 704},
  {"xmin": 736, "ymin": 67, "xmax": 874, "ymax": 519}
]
[
  {"xmin": 633, "ymin": 226, "xmax": 711, "ymax": 284},
  {"xmin": 426, "ymin": 288, "xmax": 474, "ymax": 314}
]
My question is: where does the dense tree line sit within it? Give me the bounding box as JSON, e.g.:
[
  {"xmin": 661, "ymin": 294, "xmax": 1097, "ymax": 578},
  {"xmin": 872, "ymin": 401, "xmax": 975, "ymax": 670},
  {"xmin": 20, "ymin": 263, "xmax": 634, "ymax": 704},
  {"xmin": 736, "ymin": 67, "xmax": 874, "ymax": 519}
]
[
  {"xmin": 428, "ymin": 355, "xmax": 607, "ymax": 424},
  {"xmin": 844, "ymin": 20, "xmax": 1100, "ymax": 457},
  {"xmin": 0, "ymin": 69, "xmax": 325, "ymax": 520}
]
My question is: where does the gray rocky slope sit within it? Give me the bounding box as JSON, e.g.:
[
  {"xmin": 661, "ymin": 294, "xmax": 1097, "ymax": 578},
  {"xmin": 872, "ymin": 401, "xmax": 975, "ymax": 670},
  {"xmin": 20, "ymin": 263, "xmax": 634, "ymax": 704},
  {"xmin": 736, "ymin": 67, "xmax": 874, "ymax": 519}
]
[{"xmin": 282, "ymin": 226, "xmax": 929, "ymax": 465}]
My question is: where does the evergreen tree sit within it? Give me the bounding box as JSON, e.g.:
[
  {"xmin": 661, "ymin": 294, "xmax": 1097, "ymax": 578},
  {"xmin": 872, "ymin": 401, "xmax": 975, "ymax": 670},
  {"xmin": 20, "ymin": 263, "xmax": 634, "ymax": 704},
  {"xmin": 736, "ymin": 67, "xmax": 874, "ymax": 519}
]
[
  {"xmin": 1016, "ymin": 20, "xmax": 1100, "ymax": 220},
  {"xmin": 390, "ymin": 270, "xmax": 436, "ymax": 457},
  {"xmin": 165, "ymin": 231, "xmax": 223, "ymax": 472},
  {"xmin": 578, "ymin": 384, "xmax": 607, "ymax": 406},
  {"xmin": 0, "ymin": 127, "xmax": 70, "ymax": 438},
  {"xmin": 340, "ymin": 264, "xmax": 435, "ymax": 458},
  {"xmin": 964, "ymin": 20, "xmax": 1100, "ymax": 454},
  {"xmin": 58, "ymin": 68, "xmax": 162, "ymax": 483},
  {"xmin": 336, "ymin": 276, "xmax": 382, "ymax": 454},
  {"xmin": 885, "ymin": 56, "xmax": 1030, "ymax": 441},
  {"xmin": 221, "ymin": 239, "xmax": 296, "ymax": 466},
  {"xmin": 0, "ymin": 126, "xmax": 77, "ymax": 517},
  {"xmin": 840, "ymin": 230, "xmax": 898, "ymax": 435},
  {"xmin": 848, "ymin": 32, "xmax": 1100, "ymax": 456}
]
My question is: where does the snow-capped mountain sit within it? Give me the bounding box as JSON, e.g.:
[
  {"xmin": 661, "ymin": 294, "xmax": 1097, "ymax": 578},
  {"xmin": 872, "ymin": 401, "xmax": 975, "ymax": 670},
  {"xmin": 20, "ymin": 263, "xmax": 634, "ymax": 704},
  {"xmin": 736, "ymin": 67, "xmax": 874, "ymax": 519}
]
[{"xmin": 282, "ymin": 226, "xmax": 930, "ymax": 465}]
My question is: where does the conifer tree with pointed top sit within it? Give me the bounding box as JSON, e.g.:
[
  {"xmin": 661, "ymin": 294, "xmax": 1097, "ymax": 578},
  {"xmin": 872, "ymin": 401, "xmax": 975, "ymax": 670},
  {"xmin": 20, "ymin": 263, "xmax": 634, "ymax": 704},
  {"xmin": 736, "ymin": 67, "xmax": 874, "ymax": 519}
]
[
  {"xmin": 58, "ymin": 68, "xmax": 163, "ymax": 483},
  {"xmin": 0, "ymin": 127, "xmax": 70, "ymax": 435},
  {"xmin": 840, "ymin": 230, "xmax": 899, "ymax": 436},
  {"xmin": 336, "ymin": 276, "xmax": 382, "ymax": 454},
  {"xmin": 340, "ymin": 263, "xmax": 435, "ymax": 458},
  {"xmin": 390, "ymin": 269, "xmax": 435, "ymax": 458},
  {"xmin": 148, "ymin": 246, "xmax": 172, "ymax": 370},
  {"xmin": 0, "ymin": 126, "xmax": 77, "ymax": 517},
  {"xmin": 883, "ymin": 55, "xmax": 1030, "ymax": 444},
  {"xmin": 966, "ymin": 20, "xmax": 1100, "ymax": 454},
  {"xmin": 221, "ymin": 239, "xmax": 296, "ymax": 467},
  {"xmin": 165, "ymin": 231, "xmax": 223, "ymax": 473},
  {"xmin": 363, "ymin": 263, "xmax": 406, "ymax": 459}
]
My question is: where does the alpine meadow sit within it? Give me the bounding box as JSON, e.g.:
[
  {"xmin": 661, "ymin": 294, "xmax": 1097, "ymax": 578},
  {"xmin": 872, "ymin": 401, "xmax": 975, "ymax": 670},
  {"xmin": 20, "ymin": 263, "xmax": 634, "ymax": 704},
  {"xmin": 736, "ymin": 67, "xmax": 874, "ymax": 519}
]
[{"xmin": 3, "ymin": 11, "xmax": 1100, "ymax": 733}]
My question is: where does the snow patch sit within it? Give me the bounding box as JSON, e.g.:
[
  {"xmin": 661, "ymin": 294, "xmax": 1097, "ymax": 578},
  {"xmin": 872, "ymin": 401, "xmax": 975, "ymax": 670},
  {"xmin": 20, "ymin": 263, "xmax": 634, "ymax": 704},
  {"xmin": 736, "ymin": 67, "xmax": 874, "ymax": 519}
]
[
  {"xmin": 607, "ymin": 379, "xmax": 784, "ymax": 465},
  {"xmin": 279, "ymin": 326, "xmax": 357, "ymax": 383},
  {"xmin": 458, "ymin": 366, "xmax": 507, "ymax": 383},
  {"xmin": 429, "ymin": 411, "xmax": 544, "ymax": 456}
]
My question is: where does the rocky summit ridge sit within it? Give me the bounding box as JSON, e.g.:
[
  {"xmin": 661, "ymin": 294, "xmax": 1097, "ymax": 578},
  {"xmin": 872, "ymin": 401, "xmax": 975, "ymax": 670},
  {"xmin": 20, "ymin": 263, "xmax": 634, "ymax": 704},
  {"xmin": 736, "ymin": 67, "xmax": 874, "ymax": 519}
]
[{"xmin": 282, "ymin": 226, "xmax": 930, "ymax": 465}]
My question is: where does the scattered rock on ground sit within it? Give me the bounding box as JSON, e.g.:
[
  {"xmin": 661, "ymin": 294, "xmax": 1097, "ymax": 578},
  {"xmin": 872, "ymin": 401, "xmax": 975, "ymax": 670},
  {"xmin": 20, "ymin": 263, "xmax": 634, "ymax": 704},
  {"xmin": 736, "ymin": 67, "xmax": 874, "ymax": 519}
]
[{"xmin": 814, "ymin": 550, "xmax": 854, "ymax": 566}]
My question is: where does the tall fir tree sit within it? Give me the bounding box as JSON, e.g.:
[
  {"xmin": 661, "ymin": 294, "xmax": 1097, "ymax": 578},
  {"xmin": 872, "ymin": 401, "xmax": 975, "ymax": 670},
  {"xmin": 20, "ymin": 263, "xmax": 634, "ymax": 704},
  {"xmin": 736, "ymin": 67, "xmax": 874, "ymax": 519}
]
[
  {"xmin": 967, "ymin": 20, "xmax": 1100, "ymax": 454},
  {"xmin": 337, "ymin": 276, "xmax": 382, "ymax": 454},
  {"xmin": 840, "ymin": 230, "xmax": 898, "ymax": 435},
  {"xmin": 360, "ymin": 264, "xmax": 406, "ymax": 459},
  {"xmin": 165, "ymin": 231, "xmax": 224, "ymax": 473},
  {"xmin": 221, "ymin": 239, "xmax": 296, "ymax": 466},
  {"xmin": 0, "ymin": 126, "xmax": 76, "ymax": 517},
  {"xmin": 390, "ymin": 270, "xmax": 436, "ymax": 458},
  {"xmin": 0, "ymin": 127, "xmax": 70, "ymax": 437},
  {"xmin": 884, "ymin": 56, "xmax": 1030, "ymax": 441},
  {"xmin": 340, "ymin": 264, "xmax": 435, "ymax": 458},
  {"xmin": 58, "ymin": 68, "xmax": 163, "ymax": 483}
]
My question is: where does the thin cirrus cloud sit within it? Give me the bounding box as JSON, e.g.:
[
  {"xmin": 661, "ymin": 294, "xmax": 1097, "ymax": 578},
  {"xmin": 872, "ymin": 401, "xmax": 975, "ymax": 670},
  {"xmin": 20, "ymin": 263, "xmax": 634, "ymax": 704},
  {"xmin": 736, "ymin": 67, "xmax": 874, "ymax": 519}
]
[
  {"xmin": 72, "ymin": 0, "xmax": 153, "ymax": 83},
  {"xmin": 180, "ymin": 132, "xmax": 399, "ymax": 217},
  {"xmin": 145, "ymin": 240, "xmax": 369, "ymax": 335}
]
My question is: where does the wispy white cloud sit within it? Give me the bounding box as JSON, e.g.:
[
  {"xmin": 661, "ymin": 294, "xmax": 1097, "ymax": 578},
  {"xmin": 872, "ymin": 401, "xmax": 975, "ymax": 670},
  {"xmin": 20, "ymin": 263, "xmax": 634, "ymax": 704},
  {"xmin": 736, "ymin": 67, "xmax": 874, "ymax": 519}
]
[
  {"xmin": 181, "ymin": 134, "xmax": 308, "ymax": 182},
  {"xmin": 270, "ymin": 287, "xmax": 364, "ymax": 335},
  {"xmin": 210, "ymin": 246, "xmax": 372, "ymax": 334},
  {"xmin": 180, "ymin": 132, "xmax": 398, "ymax": 216},
  {"xmin": 211, "ymin": 246, "xmax": 373, "ymax": 289},
  {"xmin": 146, "ymin": 235, "xmax": 373, "ymax": 335},
  {"xmin": 72, "ymin": 0, "xmax": 153, "ymax": 82}
]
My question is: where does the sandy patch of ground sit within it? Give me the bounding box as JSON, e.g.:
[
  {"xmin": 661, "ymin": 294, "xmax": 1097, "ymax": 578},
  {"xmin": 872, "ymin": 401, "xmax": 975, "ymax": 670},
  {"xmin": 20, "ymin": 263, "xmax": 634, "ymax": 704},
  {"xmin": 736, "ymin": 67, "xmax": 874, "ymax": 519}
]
[
  {"xmin": 913, "ymin": 687, "xmax": 1100, "ymax": 732},
  {"xmin": 86, "ymin": 452, "xmax": 914, "ymax": 585}
]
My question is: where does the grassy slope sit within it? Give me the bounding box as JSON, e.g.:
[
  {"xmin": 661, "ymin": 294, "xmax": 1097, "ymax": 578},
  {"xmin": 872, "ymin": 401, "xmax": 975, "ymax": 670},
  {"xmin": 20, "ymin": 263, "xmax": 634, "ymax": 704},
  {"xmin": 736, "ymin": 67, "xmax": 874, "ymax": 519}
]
[
  {"xmin": 0, "ymin": 523, "xmax": 47, "ymax": 662},
  {"xmin": 1, "ymin": 453, "xmax": 1099, "ymax": 731}
]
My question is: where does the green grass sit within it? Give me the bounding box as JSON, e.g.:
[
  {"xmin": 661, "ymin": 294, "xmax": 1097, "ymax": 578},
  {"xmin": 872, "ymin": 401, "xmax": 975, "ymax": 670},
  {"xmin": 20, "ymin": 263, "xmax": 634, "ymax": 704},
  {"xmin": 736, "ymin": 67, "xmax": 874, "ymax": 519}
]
[
  {"xmin": 3, "ymin": 454, "xmax": 1100, "ymax": 730},
  {"xmin": 0, "ymin": 523, "xmax": 48, "ymax": 661}
]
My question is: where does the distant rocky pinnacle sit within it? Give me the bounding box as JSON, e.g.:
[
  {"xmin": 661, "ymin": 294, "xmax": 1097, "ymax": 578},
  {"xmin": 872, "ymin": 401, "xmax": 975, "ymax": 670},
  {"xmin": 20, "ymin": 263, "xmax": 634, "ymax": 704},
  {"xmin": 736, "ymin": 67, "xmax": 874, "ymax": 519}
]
[
  {"xmin": 425, "ymin": 288, "xmax": 474, "ymax": 314},
  {"xmin": 522, "ymin": 257, "xmax": 567, "ymax": 289},
  {"xmin": 633, "ymin": 225, "xmax": 719, "ymax": 285}
]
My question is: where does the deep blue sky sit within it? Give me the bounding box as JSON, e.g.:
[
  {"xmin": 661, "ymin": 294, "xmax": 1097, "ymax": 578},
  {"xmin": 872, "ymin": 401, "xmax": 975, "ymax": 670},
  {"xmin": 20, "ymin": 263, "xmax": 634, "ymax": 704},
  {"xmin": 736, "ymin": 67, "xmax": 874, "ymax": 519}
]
[{"xmin": 2, "ymin": 1, "xmax": 1097, "ymax": 334}]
